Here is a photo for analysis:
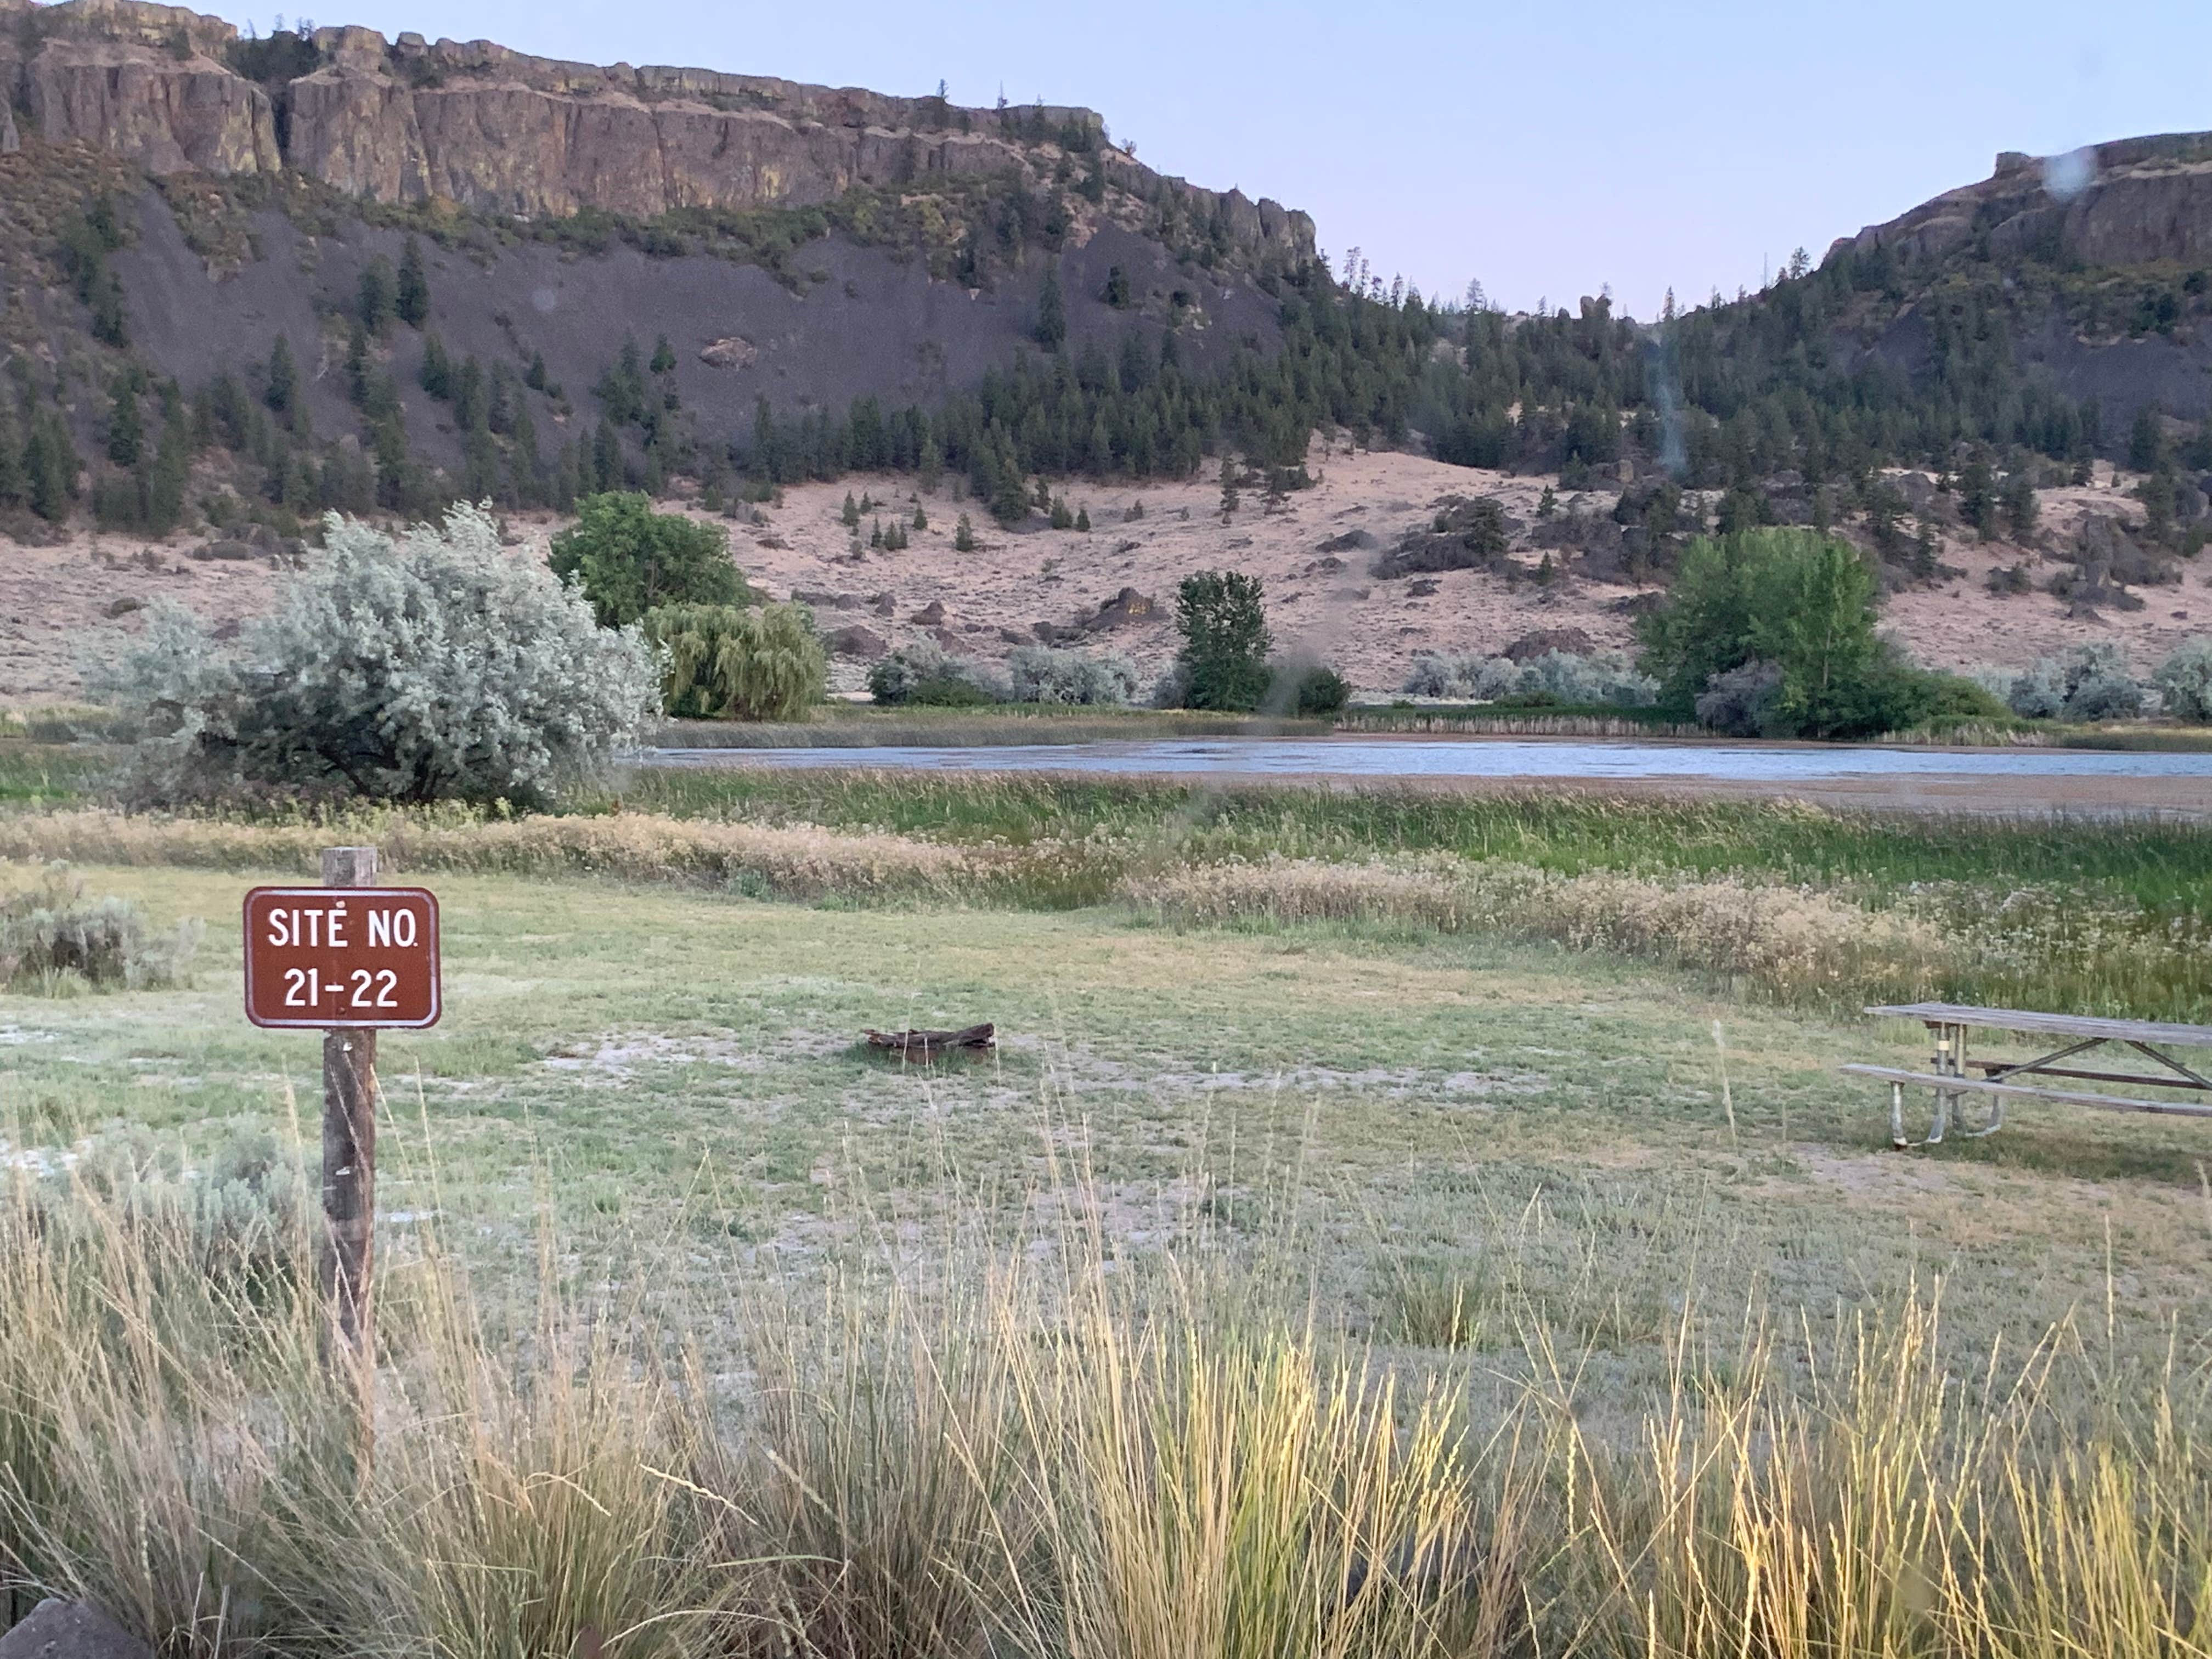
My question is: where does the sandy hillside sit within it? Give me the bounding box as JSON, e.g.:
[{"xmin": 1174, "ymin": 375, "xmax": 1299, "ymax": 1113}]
[{"xmin": 5, "ymin": 447, "xmax": 2205, "ymax": 706}]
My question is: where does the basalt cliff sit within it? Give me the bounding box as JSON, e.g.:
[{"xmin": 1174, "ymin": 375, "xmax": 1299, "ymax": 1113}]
[{"xmin": 2, "ymin": 0, "xmax": 1311, "ymax": 257}]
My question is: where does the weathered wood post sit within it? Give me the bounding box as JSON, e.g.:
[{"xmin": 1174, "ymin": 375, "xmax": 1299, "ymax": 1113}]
[
  {"xmin": 319, "ymin": 845, "xmax": 379, "ymax": 1414},
  {"xmin": 244, "ymin": 854, "xmax": 441, "ymax": 1468}
]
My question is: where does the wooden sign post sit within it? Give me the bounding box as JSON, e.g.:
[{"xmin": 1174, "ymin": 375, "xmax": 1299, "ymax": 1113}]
[{"xmin": 244, "ymin": 848, "xmax": 441, "ymax": 1441}]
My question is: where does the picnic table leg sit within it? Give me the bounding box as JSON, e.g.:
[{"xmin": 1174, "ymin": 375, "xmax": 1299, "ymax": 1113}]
[
  {"xmin": 1926, "ymin": 1023, "xmax": 1956, "ymax": 1146},
  {"xmin": 1890, "ymin": 1081, "xmax": 1907, "ymax": 1150}
]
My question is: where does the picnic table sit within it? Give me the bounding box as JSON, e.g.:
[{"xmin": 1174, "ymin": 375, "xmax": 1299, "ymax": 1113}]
[{"xmin": 1843, "ymin": 1003, "xmax": 2212, "ymax": 1149}]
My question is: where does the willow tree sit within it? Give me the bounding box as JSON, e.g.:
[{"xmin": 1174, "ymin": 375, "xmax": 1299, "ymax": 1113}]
[{"xmin": 642, "ymin": 602, "xmax": 826, "ymax": 721}]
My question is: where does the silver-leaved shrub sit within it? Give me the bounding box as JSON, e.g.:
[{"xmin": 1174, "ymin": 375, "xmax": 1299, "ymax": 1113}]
[{"xmin": 97, "ymin": 505, "xmax": 659, "ymax": 806}]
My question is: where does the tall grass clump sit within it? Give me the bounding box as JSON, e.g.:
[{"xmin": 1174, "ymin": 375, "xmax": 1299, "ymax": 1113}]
[{"xmin": 4, "ymin": 1146, "xmax": 2212, "ymax": 1657}]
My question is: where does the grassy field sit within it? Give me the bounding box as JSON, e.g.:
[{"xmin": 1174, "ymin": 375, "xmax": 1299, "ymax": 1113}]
[
  {"xmin": 8, "ymin": 756, "xmax": 2212, "ymax": 1654},
  {"xmin": 5, "ymin": 859, "xmax": 2212, "ymax": 1654}
]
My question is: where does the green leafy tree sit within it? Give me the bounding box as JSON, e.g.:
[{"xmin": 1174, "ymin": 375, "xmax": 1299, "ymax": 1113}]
[
  {"xmin": 550, "ymin": 492, "xmax": 754, "ymax": 627},
  {"xmin": 641, "ymin": 601, "xmax": 826, "ymax": 720},
  {"xmin": 1639, "ymin": 528, "xmax": 1945, "ymax": 737},
  {"xmin": 1174, "ymin": 569, "xmax": 1271, "ymax": 710},
  {"xmin": 396, "ymin": 236, "xmax": 430, "ymax": 326}
]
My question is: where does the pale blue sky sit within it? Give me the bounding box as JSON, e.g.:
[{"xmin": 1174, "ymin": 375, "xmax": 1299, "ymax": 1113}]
[{"xmin": 215, "ymin": 0, "xmax": 2210, "ymax": 319}]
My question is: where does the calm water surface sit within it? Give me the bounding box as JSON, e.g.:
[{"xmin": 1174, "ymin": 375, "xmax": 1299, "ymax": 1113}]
[{"xmin": 647, "ymin": 738, "xmax": 2212, "ymax": 782}]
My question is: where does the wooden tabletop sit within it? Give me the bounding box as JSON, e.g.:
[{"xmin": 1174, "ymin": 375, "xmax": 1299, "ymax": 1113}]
[{"xmin": 1865, "ymin": 1003, "xmax": 2212, "ymax": 1047}]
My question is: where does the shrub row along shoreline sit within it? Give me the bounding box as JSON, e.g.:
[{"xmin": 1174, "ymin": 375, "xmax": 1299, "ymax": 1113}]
[{"xmin": 3, "ymin": 801, "xmax": 2200, "ymax": 1017}]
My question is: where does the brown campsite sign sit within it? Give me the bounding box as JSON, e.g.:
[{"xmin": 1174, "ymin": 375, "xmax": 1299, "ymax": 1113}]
[{"xmin": 243, "ymin": 884, "xmax": 442, "ymax": 1029}]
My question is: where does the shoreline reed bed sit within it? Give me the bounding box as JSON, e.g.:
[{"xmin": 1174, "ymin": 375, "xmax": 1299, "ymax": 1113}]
[
  {"xmin": 4, "ymin": 798, "xmax": 2209, "ymax": 1015},
  {"xmin": 1335, "ymin": 710, "xmax": 1703, "ymax": 739},
  {"xmin": 2, "ymin": 1163, "xmax": 2208, "ymax": 1657},
  {"xmin": 656, "ymin": 709, "xmax": 1333, "ymax": 748}
]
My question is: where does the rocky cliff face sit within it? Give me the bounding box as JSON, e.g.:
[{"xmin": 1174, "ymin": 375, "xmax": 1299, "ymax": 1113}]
[
  {"xmin": 1833, "ymin": 134, "xmax": 2212, "ymax": 270},
  {"xmin": 3, "ymin": 0, "xmax": 1313, "ymax": 263}
]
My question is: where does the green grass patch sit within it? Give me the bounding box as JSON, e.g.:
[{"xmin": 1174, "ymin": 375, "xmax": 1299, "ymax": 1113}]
[{"xmin": 654, "ymin": 704, "xmax": 1332, "ymax": 747}]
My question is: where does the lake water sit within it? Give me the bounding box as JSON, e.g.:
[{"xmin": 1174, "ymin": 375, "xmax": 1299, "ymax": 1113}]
[{"xmin": 647, "ymin": 738, "xmax": 2212, "ymax": 782}]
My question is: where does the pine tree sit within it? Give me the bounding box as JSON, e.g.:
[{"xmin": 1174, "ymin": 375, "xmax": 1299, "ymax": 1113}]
[
  {"xmin": 0, "ymin": 400, "xmax": 22, "ymax": 508},
  {"xmin": 2002, "ymin": 470, "xmax": 2039, "ymax": 541},
  {"xmin": 511, "ymin": 402, "xmax": 542, "ymax": 505},
  {"xmin": 650, "ymin": 334, "xmax": 677, "ymax": 375},
  {"xmin": 454, "ymin": 357, "xmax": 486, "ymax": 431},
  {"xmin": 525, "ymin": 350, "xmax": 549, "ymax": 391},
  {"xmin": 24, "ymin": 414, "xmax": 76, "ymax": 522},
  {"xmin": 1102, "ymin": 264, "xmax": 1131, "ymax": 308},
  {"xmin": 396, "ymin": 236, "xmax": 430, "ymax": 326},
  {"xmin": 912, "ymin": 503, "xmax": 928, "ymax": 531},
  {"xmin": 954, "ymin": 512, "xmax": 976, "ymax": 552},
  {"xmin": 592, "ymin": 419, "xmax": 623, "ymax": 492},
  {"xmin": 106, "ymin": 376, "xmax": 143, "ymax": 468},
  {"xmin": 1218, "ymin": 454, "xmax": 1240, "ymax": 518},
  {"xmin": 265, "ymin": 335, "xmax": 296, "ymax": 415},
  {"xmin": 918, "ymin": 435, "xmax": 943, "ymax": 493},
  {"xmin": 146, "ymin": 409, "xmax": 189, "ymax": 533},
  {"xmin": 2128, "ymin": 407, "xmax": 2166, "ymax": 473},
  {"xmin": 1959, "ymin": 450, "xmax": 1996, "ymax": 539},
  {"xmin": 358, "ymin": 256, "xmax": 395, "ymax": 334},
  {"xmin": 1075, "ymin": 504, "xmax": 1090, "ymax": 531},
  {"xmin": 419, "ymin": 334, "xmax": 453, "ymax": 399},
  {"xmin": 841, "ymin": 490, "xmax": 860, "ymax": 527},
  {"xmin": 1034, "ymin": 268, "xmax": 1066, "ymax": 351}
]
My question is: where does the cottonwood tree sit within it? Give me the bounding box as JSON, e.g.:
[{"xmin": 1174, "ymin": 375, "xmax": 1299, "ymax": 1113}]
[{"xmin": 550, "ymin": 490, "xmax": 753, "ymax": 626}]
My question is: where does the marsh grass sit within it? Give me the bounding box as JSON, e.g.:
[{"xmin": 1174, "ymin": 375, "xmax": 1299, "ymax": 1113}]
[
  {"xmin": 7, "ymin": 774, "xmax": 2211, "ymax": 1016},
  {"xmin": 657, "ymin": 706, "xmax": 1332, "ymax": 747},
  {"xmin": 5, "ymin": 1125, "xmax": 2212, "ymax": 1658}
]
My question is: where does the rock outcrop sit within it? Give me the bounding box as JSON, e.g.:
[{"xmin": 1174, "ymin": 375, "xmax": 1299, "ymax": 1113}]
[
  {"xmin": 1832, "ymin": 134, "xmax": 2212, "ymax": 271},
  {"xmin": 2, "ymin": 0, "xmax": 1313, "ymax": 264}
]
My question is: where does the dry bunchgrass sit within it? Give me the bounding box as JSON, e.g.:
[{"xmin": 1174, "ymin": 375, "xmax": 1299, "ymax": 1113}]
[
  {"xmin": 1130, "ymin": 854, "xmax": 1955, "ymax": 1005},
  {"xmin": 0, "ymin": 809, "xmax": 968, "ymax": 900},
  {"xmin": 3, "ymin": 1153, "xmax": 2211, "ymax": 1658}
]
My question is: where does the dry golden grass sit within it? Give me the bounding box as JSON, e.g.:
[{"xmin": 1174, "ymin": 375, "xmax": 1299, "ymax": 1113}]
[
  {"xmin": 1131, "ymin": 855, "xmax": 1954, "ymax": 1005},
  {"xmin": 0, "ymin": 809, "xmax": 968, "ymax": 900},
  {"xmin": 4, "ymin": 1151, "xmax": 2211, "ymax": 1658}
]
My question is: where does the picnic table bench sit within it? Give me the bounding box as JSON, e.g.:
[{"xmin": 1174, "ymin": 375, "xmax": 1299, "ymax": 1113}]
[{"xmin": 1844, "ymin": 1003, "xmax": 2212, "ymax": 1148}]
